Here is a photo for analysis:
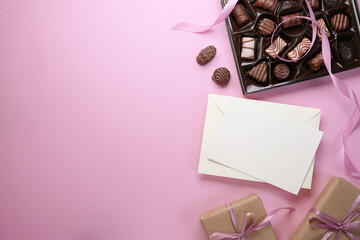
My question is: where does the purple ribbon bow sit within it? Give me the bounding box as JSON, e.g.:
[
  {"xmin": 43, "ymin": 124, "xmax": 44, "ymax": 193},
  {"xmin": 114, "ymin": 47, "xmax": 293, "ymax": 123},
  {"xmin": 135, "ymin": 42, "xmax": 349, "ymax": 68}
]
[
  {"xmin": 209, "ymin": 203, "xmax": 294, "ymax": 240},
  {"xmin": 309, "ymin": 194, "xmax": 360, "ymax": 240}
]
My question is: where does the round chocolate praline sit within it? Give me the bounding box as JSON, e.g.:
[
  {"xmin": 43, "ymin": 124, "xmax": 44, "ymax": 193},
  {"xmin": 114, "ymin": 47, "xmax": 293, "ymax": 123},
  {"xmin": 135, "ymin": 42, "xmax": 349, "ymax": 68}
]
[
  {"xmin": 273, "ymin": 63, "xmax": 290, "ymax": 81},
  {"xmin": 212, "ymin": 67, "xmax": 231, "ymax": 86}
]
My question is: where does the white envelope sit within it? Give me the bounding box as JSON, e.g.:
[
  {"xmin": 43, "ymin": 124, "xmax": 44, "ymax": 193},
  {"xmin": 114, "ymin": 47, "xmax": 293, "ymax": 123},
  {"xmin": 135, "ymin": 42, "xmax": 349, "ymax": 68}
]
[{"xmin": 198, "ymin": 94, "xmax": 322, "ymax": 190}]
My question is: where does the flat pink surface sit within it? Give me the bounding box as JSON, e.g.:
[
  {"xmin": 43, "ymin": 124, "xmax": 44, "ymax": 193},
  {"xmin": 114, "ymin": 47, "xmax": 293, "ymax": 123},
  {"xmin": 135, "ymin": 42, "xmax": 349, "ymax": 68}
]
[{"xmin": 1, "ymin": 0, "xmax": 360, "ymax": 239}]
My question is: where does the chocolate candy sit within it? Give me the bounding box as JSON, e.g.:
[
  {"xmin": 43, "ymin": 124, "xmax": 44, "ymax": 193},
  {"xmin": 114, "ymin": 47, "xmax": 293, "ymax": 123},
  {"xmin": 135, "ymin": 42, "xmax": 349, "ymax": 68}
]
[
  {"xmin": 221, "ymin": 0, "xmax": 360, "ymax": 94},
  {"xmin": 241, "ymin": 37, "xmax": 256, "ymax": 59},
  {"xmin": 331, "ymin": 13, "xmax": 350, "ymax": 31},
  {"xmin": 308, "ymin": 52, "xmax": 325, "ymax": 72},
  {"xmin": 280, "ymin": 12, "xmax": 303, "ymax": 29},
  {"xmin": 197, "ymin": 46, "xmax": 216, "ymax": 65},
  {"xmin": 273, "ymin": 64, "xmax": 290, "ymax": 81},
  {"xmin": 257, "ymin": 18, "xmax": 275, "ymax": 36},
  {"xmin": 265, "ymin": 36, "xmax": 287, "ymax": 59},
  {"xmin": 287, "ymin": 37, "xmax": 312, "ymax": 61},
  {"xmin": 339, "ymin": 42, "xmax": 353, "ymax": 62},
  {"xmin": 313, "ymin": 18, "xmax": 331, "ymax": 40},
  {"xmin": 248, "ymin": 62, "xmax": 268, "ymax": 83},
  {"xmin": 309, "ymin": 0, "xmax": 319, "ymax": 9},
  {"xmin": 254, "ymin": 0, "xmax": 278, "ymax": 12},
  {"xmin": 212, "ymin": 67, "xmax": 231, "ymax": 86},
  {"xmin": 232, "ymin": 4, "xmax": 250, "ymax": 27}
]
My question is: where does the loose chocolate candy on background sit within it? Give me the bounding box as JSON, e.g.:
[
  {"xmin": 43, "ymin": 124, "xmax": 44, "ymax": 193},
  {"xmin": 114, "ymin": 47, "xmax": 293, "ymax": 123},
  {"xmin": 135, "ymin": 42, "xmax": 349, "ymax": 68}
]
[
  {"xmin": 331, "ymin": 13, "xmax": 350, "ymax": 31},
  {"xmin": 248, "ymin": 62, "xmax": 268, "ymax": 83},
  {"xmin": 309, "ymin": 0, "xmax": 319, "ymax": 9},
  {"xmin": 308, "ymin": 52, "xmax": 325, "ymax": 72},
  {"xmin": 280, "ymin": 12, "xmax": 303, "ymax": 29},
  {"xmin": 287, "ymin": 37, "xmax": 312, "ymax": 61},
  {"xmin": 273, "ymin": 64, "xmax": 290, "ymax": 81},
  {"xmin": 232, "ymin": 4, "xmax": 250, "ymax": 27},
  {"xmin": 339, "ymin": 42, "xmax": 353, "ymax": 62},
  {"xmin": 212, "ymin": 67, "xmax": 231, "ymax": 86},
  {"xmin": 265, "ymin": 36, "xmax": 287, "ymax": 59},
  {"xmin": 196, "ymin": 46, "xmax": 216, "ymax": 65},
  {"xmin": 257, "ymin": 18, "xmax": 275, "ymax": 36},
  {"xmin": 241, "ymin": 37, "xmax": 256, "ymax": 59},
  {"xmin": 254, "ymin": 0, "xmax": 278, "ymax": 12}
]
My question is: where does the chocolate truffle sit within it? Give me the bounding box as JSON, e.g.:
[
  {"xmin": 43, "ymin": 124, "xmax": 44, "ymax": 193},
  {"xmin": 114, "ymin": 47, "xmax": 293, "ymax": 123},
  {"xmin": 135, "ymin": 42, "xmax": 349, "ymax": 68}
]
[
  {"xmin": 309, "ymin": 0, "xmax": 319, "ymax": 9},
  {"xmin": 241, "ymin": 37, "xmax": 256, "ymax": 59},
  {"xmin": 312, "ymin": 18, "xmax": 331, "ymax": 41},
  {"xmin": 273, "ymin": 64, "xmax": 290, "ymax": 81},
  {"xmin": 232, "ymin": 4, "xmax": 250, "ymax": 27},
  {"xmin": 257, "ymin": 18, "xmax": 275, "ymax": 36},
  {"xmin": 280, "ymin": 12, "xmax": 303, "ymax": 29},
  {"xmin": 248, "ymin": 62, "xmax": 268, "ymax": 83},
  {"xmin": 212, "ymin": 67, "xmax": 231, "ymax": 86},
  {"xmin": 254, "ymin": 0, "xmax": 278, "ymax": 12},
  {"xmin": 196, "ymin": 46, "xmax": 216, "ymax": 65},
  {"xmin": 308, "ymin": 52, "xmax": 325, "ymax": 72},
  {"xmin": 265, "ymin": 36, "xmax": 287, "ymax": 59},
  {"xmin": 287, "ymin": 37, "xmax": 312, "ymax": 61},
  {"xmin": 339, "ymin": 42, "xmax": 353, "ymax": 62},
  {"xmin": 331, "ymin": 13, "xmax": 350, "ymax": 31}
]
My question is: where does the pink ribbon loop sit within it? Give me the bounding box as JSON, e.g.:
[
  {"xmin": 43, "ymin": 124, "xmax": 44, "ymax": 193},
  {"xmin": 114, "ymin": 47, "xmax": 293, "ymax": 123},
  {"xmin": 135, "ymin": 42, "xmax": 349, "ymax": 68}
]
[
  {"xmin": 209, "ymin": 203, "xmax": 294, "ymax": 240},
  {"xmin": 309, "ymin": 194, "xmax": 360, "ymax": 240},
  {"xmin": 172, "ymin": 0, "xmax": 238, "ymax": 33}
]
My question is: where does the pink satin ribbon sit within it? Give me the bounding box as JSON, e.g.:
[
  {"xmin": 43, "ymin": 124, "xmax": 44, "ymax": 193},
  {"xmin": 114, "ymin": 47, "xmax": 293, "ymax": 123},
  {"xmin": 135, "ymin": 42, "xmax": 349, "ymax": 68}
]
[
  {"xmin": 274, "ymin": 0, "xmax": 360, "ymax": 179},
  {"xmin": 172, "ymin": 0, "xmax": 238, "ymax": 33},
  {"xmin": 173, "ymin": 0, "xmax": 360, "ymax": 179},
  {"xmin": 209, "ymin": 203, "xmax": 294, "ymax": 240},
  {"xmin": 309, "ymin": 194, "xmax": 360, "ymax": 240}
]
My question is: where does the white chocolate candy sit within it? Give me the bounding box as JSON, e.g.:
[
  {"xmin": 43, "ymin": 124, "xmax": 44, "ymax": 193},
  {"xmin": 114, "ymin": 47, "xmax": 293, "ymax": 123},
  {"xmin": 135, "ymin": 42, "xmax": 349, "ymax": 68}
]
[{"xmin": 241, "ymin": 37, "xmax": 256, "ymax": 59}]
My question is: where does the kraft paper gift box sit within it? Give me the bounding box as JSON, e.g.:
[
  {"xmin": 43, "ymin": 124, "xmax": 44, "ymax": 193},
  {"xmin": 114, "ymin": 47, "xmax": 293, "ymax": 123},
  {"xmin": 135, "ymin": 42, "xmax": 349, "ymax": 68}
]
[
  {"xmin": 291, "ymin": 177, "xmax": 360, "ymax": 240},
  {"xmin": 200, "ymin": 194, "xmax": 278, "ymax": 240}
]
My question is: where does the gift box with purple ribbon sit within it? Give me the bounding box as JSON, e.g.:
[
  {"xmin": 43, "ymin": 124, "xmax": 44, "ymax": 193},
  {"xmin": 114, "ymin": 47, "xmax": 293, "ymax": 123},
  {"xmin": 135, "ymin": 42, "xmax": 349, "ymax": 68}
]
[
  {"xmin": 200, "ymin": 194, "xmax": 293, "ymax": 240},
  {"xmin": 291, "ymin": 177, "xmax": 360, "ymax": 240}
]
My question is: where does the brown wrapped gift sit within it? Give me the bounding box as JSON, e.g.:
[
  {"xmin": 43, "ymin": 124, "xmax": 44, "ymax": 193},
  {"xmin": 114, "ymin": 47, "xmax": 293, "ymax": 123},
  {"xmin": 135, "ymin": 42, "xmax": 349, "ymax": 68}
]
[
  {"xmin": 291, "ymin": 177, "xmax": 360, "ymax": 240},
  {"xmin": 200, "ymin": 194, "xmax": 278, "ymax": 240}
]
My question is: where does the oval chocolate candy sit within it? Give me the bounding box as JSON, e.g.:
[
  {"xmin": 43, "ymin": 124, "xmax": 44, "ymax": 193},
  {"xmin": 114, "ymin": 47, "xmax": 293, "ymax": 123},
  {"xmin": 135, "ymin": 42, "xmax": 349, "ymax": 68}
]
[{"xmin": 196, "ymin": 46, "xmax": 216, "ymax": 65}]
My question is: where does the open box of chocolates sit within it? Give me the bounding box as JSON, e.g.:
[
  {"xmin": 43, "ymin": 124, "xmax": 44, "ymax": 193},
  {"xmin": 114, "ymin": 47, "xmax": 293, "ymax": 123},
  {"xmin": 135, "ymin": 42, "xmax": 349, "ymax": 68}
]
[{"xmin": 222, "ymin": 0, "xmax": 360, "ymax": 94}]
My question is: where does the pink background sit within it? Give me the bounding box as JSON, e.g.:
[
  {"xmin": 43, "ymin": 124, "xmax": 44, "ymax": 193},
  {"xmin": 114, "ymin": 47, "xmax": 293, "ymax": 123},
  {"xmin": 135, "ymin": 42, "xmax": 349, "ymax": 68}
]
[{"xmin": 1, "ymin": 0, "xmax": 360, "ymax": 239}]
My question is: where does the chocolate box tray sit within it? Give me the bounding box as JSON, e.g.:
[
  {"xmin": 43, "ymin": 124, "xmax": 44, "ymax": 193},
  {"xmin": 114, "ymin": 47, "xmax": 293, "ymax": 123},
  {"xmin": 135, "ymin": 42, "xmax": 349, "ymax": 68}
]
[{"xmin": 222, "ymin": 0, "xmax": 360, "ymax": 94}]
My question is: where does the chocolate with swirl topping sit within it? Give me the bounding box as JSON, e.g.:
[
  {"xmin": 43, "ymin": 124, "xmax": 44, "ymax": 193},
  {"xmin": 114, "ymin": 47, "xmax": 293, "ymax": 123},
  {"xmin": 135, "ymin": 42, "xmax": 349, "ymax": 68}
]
[{"xmin": 287, "ymin": 37, "xmax": 311, "ymax": 61}]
